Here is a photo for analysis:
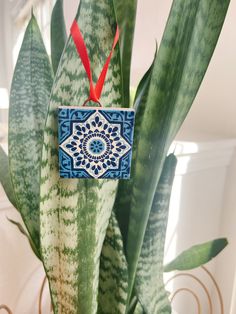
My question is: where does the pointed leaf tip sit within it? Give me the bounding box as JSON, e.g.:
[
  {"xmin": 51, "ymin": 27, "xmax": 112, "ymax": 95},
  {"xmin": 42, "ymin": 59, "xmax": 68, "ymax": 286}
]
[{"xmin": 51, "ymin": 0, "xmax": 67, "ymax": 73}]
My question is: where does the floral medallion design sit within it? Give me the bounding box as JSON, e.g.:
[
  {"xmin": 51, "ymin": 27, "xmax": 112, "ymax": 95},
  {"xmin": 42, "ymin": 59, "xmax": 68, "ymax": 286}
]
[{"xmin": 58, "ymin": 107, "xmax": 135, "ymax": 179}]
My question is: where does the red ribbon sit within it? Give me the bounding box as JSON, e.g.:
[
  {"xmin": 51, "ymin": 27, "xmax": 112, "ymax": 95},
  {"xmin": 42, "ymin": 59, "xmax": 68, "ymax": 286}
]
[{"xmin": 70, "ymin": 20, "xmax": 119, "ymax": 106}]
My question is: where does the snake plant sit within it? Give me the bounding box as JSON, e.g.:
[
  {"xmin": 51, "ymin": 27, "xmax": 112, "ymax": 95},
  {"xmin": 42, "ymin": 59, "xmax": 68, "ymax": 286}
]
[{"xmin": 0, "ymin": 0, "xmax": 230, "ymax": 313}]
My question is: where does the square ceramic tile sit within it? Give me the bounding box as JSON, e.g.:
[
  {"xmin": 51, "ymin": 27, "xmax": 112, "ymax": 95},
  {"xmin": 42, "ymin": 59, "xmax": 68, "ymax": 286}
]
[{"xmin": 58, "ymin": 107, "xmax": 135, "ymax": 179}]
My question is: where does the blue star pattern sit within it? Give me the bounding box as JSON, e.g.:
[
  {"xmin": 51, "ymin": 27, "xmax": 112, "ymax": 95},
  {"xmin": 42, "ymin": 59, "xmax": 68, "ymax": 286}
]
[{"xmin": 58, "ymin": 107, "xmax": 135, "ymax": 179}]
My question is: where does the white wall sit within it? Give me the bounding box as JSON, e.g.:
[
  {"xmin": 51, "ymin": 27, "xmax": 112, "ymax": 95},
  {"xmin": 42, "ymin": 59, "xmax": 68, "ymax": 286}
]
[
  {"xmin": 165, "ymin": 140, "xmax": 236, "ymax": 313},
  {"xmin": 0, "ymin": 1, "xmax": 8, "ymax": 88},
  {"xmin": 0, "ymin": 1, "xmax": 14, "ymax": 91},
  {"xmin": 64, "ymin": 0, "xmax": 79, "ymax": 32},
  {"xmin": 215, "ymin": 152, "xmax": 236, "ymax": 313}
]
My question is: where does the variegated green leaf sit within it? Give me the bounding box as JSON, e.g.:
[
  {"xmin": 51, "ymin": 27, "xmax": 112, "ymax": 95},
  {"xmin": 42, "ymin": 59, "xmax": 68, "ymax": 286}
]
[
  {"xmin": 164, "ymin": 238, "xmax": 228, "ymax": 272},
  {"xmin": 98, "ymin": 211, "xmax": 128, "ymax": 314},
  {"xmin": 0, "ymin": 146, "xmax": 17, "ymax": 208},
  {"xmin": 125, "ymin": 0, "xmax": 230, "ymax": 303},
  {"xmin": 115, "ymin": 51, "xmax": 156, "ymax": 248},
  {"xmin": 135, "ymin": 154, "xmax": 177, "ymax": 314},
  {"xmin": 9, "ymin": 15, "xmax": 53, "ymax": 252},
  {"xmin": 114, "ymin": 0, "xmax": 138, "ymax": 105},
  {"xmin": 40, "ymin": 1, "xmax": 122, "ymax": 313},
  {"xmin": 51, "ymin": 0, "xmax": 67, "ymax": 74}
]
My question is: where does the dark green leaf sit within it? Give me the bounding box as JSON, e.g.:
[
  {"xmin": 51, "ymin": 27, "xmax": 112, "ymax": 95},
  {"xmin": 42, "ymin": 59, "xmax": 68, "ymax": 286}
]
[
  {"xmin": 114, "ymin": 0, "xmax": 138, "ymax": 106},
  {"xmin": 9, "ymin": 15, "xmax": 53, "ymax": 252},
  {"xmin": 125, "ymin": 0, "xmax": 230, "ymax": 303},
  {"xmin": 115, "ymin": 51, "xmax": 156, "ymax": 249},
  {"xmin": 135, "ymin": 154, "xmax": 177, "ymax": 314},
  {"xmin": 51, "ymin": 0, "xmax": 67, "ymax": 74},
  {"xmin": 133, "ymin": 48, "xmax": 156, "ymax": 110},
  {"xmin": 0, "ymin": 146, "xmax": 17, "ymax": 208},
  {"xmin": 164, "ymin": 238, "xmax": 228, "ymax": 272}
]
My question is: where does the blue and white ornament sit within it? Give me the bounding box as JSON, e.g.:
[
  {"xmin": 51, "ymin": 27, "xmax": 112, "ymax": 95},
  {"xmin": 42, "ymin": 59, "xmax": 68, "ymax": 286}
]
[{"xmin": 58, "ymin": 107, "xmax": 135, "ymax": 179}]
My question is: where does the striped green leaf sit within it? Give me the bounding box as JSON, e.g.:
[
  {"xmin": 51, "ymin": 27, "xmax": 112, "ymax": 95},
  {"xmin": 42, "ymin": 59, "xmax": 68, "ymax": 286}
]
[
  {"xmin": 0, "ymin": 146, "xmax": 17, "ymax": 208},
  {"xmin": 51, "ymin": 0, "xmax": 67, "ymax": 74},
  {"xmin": 115, "ymin": 51, "xmax": 156, "ymax": 249},
  {"xmin": 40, "ymin": 1, "xmax": 122, "ymax": 313},
  {"xmin": 114, "ymin": 0, "xmax": 138, "ymax": 105},
  {"xmin": 135, "ymin": 154, "xmax": 177, "ymax": 314},
  {"xmin": 164, "ymin": 238, "xmax": 228, "ymax": 272},
  {"xmin": 125, "ymin": 0, "xmax": 230, "ymax": 303},
  {"xmin": 98, "ymin": 212, "xmax": 128, "ymax": 314},
  {"xmin": 9, "ymin": 15, "xmax": 53, "ymax": 252}
]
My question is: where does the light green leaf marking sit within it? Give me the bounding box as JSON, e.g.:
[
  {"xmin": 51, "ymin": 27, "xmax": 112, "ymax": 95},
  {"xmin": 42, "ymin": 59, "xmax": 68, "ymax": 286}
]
[
  {"xmin": 98, "ymin": 212, "xmax": 128, "ymax": 314},
  {"xmin": 164, "ymin": 238, "xmax": 228, "ymax": 272},
  {"xmin": 9, "ymin": 15, "xmax": 53, "ymax": 252},
  {"xmin": 125, "ymin": 0, "xmax": 230, "ymax": 303},
  {"xmin": 135, "ymin": 154, "xmax": 177, "ymax": 314},
  {"xmin": 40, "ymin": 1, "xmax": 122, "ymax": 313},
  {"xmin": 51, "ymin": 0, "xmax": 67, "ymax": 74},
  {"xmin": 0, "ymin": 146, "xmax": 17, "ymax": 208}
]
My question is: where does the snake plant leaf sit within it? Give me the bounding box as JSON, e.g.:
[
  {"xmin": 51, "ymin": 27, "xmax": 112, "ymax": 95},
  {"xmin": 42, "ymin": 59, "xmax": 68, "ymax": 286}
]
[
  {"xmin": 113, "ymin": 0, "xmax": 138, "ymax": 106},
  {"xmin": 133, "ymin": 50, "xmax": 156, "ymax": 111},
  {"xmin": 164, "ymin": 238, "xmax": 228, "ymax": 272},
  {"xmin": 98, "ymin": 212, "xmax": 128, "ymax": 314},
  {"xmin": 51, "ymin": 0, "xmax": 67, "ymax": 74},
  {"xmin": 7, "ymin": 218, "xmax": 41, "ymax": 260},
  {"xmin": 133, "ymin": 302, "xmax": 144, "ymax": 314},
  {"xmin": 128, "ymin": 297, "xmax": 144, "ymax": 314},
  {"xmin": 115, "ymin": 50, "xmax": 156, "ymax": 248},
  {"xmin": 0, "ymin": 146, "xmax": 17, "ymax": 208},
  {"xmin": 126, "ymin": 0, "xmax": 230, "ymax": 302},
  {"xmin": 135, "ymin": 154, "xmax": 177, "ymax": 314},
  {"xmin": 40, "ymin": 0, "xmax": 122, "ymax": 313},
  {"xmin": 9, "ymin": 15, "xmax": 53, "ymax": 252}
]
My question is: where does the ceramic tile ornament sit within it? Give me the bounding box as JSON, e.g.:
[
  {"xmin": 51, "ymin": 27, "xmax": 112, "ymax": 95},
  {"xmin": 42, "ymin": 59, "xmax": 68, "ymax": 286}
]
[
  {"xmin": 58, "ymin": 20, "xmax": 135, "ymax": 179},
  {"xmin": 58, "ymin": 107, "xmax": 135, "ymax": 179}
]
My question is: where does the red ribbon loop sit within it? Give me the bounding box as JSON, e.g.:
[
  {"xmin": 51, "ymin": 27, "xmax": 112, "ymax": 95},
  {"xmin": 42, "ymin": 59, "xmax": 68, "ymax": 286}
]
[{"xmin": 70, "ymin": 20, "xmax": 119, "ymax": 106}]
